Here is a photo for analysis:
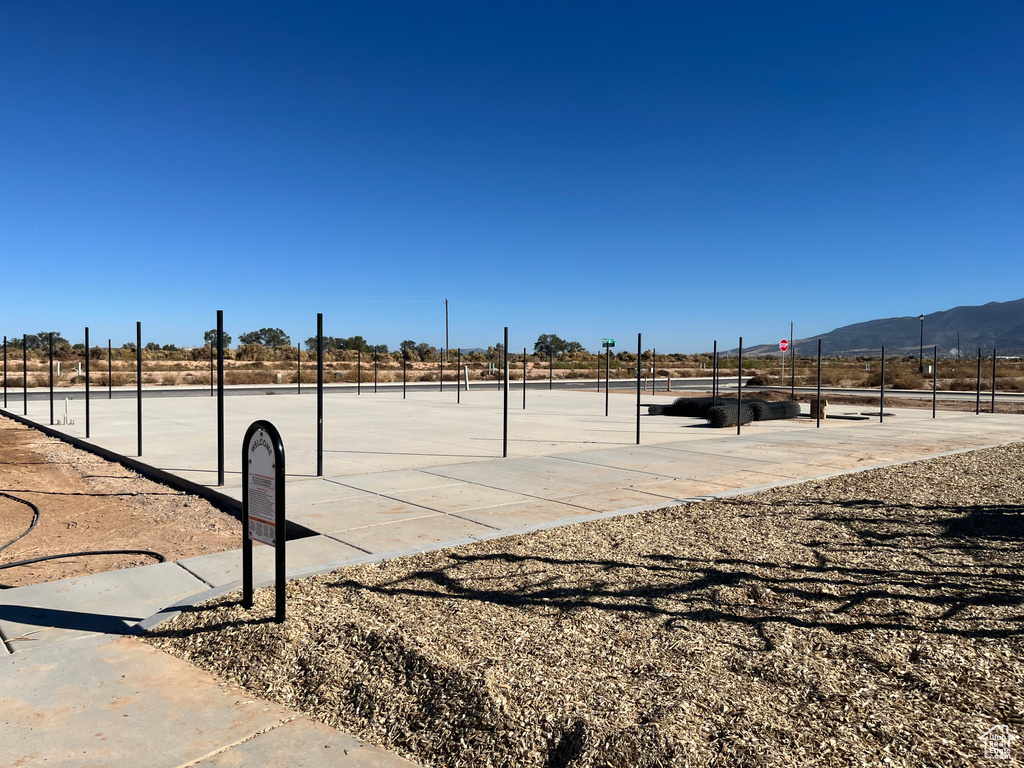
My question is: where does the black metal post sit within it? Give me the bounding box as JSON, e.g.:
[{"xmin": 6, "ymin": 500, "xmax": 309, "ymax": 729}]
[
  {"xmin": 502, "ymin": 327, "xmax": 508, "ymax": 458},
  {"xmin": 790, "ymin": 321, "xmax": 795, "ymax": 399},
  {"xmin": 297, "ymin": 343, "xmax": 301, "ymax": 394},
  {"xmin": 2, "ymin": 335, "xmax": 6, "ymax": 409},
  {"xmin": 975, "ymin": 347, "xmax": 981, "ymax": 415},
  {"xmin": 522, "ymin": 348, "xmax": 526, "ymax": 410},
  {"xmin": 357, "ymin": 348, "xmax": 361, "ymax": 395},
  {"xmin": 712, "ymin": 340, "xmax": 718, "ymax": 401},
  {"xmin": 217, "ymin": 311, "xmax": 225, "ymax": 484},
  {"xmin": 932, "ymin": 346, "xmax": 937, "ymax": 419},
  {"xmin": 403, "ymin": 349, "xmax": 407, "ymax": 399},
  {"xmin": 605, "ymin": 347, "xmax": 610, "ymax": 417},
  {"xmin": 210, "ymin": 342, "xmax": 214, "ymax": 396},
  {"xmin": 108, "ymin": 339, "xmax": 112, "ymax": 400},
  {"xmin": 440, "ymin": 348, "xmax": 444, "ymax": 392},
  {"xmin": 316, "ymin": 313, "xmax": 323, "ymax": 476},
  {"xmin": 84, "ymin": 327, "xmax": 90, "ymax": 438},
  {"xmin": 880, "ymin": 346, "xmax": 885, "ymax": 423},
  {"xmin": 919, "ymin": 314, "xmax": 924, "ymax": 374},
  {"xmin": 816, "ymin": 339, "xmax": 822, "ymax": 429},
  {"xmin": 549, "ymin": 349, "xmax": 553, "ymax": 390},
  {"xmin": 635, "ymin": 333, "xmax": 642, "ymax": 445},
  {"xmin": 652, "ymin": 347, "xmax": 656, "ymax": 392},
  {"xmin": 48, "ymin": 331, "xmax": 54, "ymax": 428},
  {"xmin": 136, "ymin": 322, "xmax": 142, "ymax": 456},
  {"xmin": 736, "ymin": 337, "xmax": 742, "ymax": 435},
  {"xmin": 991, "ymin": 348, "xmax": 997, "ymax": 413},
  {"xmin": 457, "ymin": 348, "xmax": 461, "ymax": 403},
  {"xmin": 373, "ymin": 349, "xmax": 377, "ymax": 393},
  {"xmin": 23, "ymin": 336, "xmax": 28, "ymax": 415}
]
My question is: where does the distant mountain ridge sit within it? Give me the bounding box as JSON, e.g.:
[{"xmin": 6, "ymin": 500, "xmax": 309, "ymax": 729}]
[{"xmin": 741, "ymin": 298, "xmax": 1024, "ymax": 358}]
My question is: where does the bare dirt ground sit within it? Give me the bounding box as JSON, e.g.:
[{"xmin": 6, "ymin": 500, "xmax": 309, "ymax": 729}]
[
  {"xmin": 0, "ymin": 415, "xmax": 241, "ymax": 588},
  {"xmin": 149, "ymin": 443, "xmax": 1024, "ymax": 768}
]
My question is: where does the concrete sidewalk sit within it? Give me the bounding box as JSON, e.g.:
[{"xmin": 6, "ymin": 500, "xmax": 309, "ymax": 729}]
[{"xmin": 2, "ymin": 390, "xmax": 1021, "ymax": 767}]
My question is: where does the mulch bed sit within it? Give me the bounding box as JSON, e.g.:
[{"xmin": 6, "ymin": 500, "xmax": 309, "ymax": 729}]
[{"xmin": 146, "ymin": 444, "xmax": 1024, "ymax": 767}]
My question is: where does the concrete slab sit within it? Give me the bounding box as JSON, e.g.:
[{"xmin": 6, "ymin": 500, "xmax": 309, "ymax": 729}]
[
  {"xmin": 454, "ymin": 497, "xmax": 590, "ymax": 529},
  {"xmin": 326, "ymin": 514, "xmax": 490, "ymax": 553},
  {"xmin": 177, "ymin": 535, "xmax": 366, "ymax": 589},
  {"xmin": 0, "ymin": 562, "xmax": 206, "ymax": 652},
  {"xmin": 327, "ymin": 469, "xmax": 466, "ymax": 494},
  {"xmin": 0, "ymin": 634, "xmax": 418, "ymax": 768},
  {"xmin": 288, "ymin": 494, "xmax": 440, "ymax": 534}
]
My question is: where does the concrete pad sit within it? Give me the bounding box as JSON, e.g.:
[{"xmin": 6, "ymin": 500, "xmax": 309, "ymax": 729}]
[
  {"xmin": 195, "ymin": 717, "xmax": 419, "ymax": 767},
  {"xmin": 0, "ymin": 562, "xmax": 206, "ymax": 652},
  {"xmin": 628, "ymin": 478, "xmax": 732, "ymax": 499},
  {"xmin": 0, "ymin": 634, "xmax": 289, "ymax": 768},
  {"xmin": 288, "ymin": 494, "xmax": 440, "ymax": 534},
  {"xmin": 424, "ymin": 456, "xmax": 676, "ymax": 499},
  {"xmin": 177, "ymin": 535, "xmax": 366, "ymax": 588},
  {"xmin": 327, "ymin": 469, "xmax": 466, "ymax": 494},
  {"xmin": 454, "ymin": 498, "xmax": 590, "ymax": 529},
  {"xmin": 553, "ymin": 486, "xmax": 680, "ymax": 512},
  {"xmin": 326, "ymin": 514, "xmax": 489, "ymax": 553},
  {"xmin": 383, "ymin": 482, "xmax": 537, "ymax": 514}
]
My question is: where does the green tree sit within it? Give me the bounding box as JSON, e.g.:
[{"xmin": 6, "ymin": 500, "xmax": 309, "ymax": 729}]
[
  {"xmin": 204, "ymin": 329, "xmax": 232, "ymax": 347},
  {"xmin": 534, "ymin": 333, "xmax": 568, "ymax": 357},
  {"xmin": 399, "ymin": 340, "xmax": 417, "ymax": 353},
  {"xmin": 565, "ymin": 341, "xmax": 584, "ymax": 354},
  {"xmin": 415, "ymin": 342, "xmax": 436, "ymax": 360},
  {"xmin": 239, "ymin": 328, "xmax": 291, "ymax": 347},
  {"xmin": 145, "ymin": 342, "xmax": 161, "ymax": 351},
  {"xmin": 22, "ymin": 332, "xmax": 70, "ymax": 351}
]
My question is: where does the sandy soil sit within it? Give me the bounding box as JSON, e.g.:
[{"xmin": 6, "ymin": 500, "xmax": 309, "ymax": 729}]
[{"xmin": 0, "ymin": 415, "xmax": 241, "ymax": 588}]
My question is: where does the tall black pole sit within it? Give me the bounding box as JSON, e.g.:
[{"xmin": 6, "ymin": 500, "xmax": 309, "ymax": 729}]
[
  {"xmin": 522, "ymin": 348, "xmax": 527, "ymax": 410},
  {"xmin": 217, "ymin": 311, "xmax": 225, "ymax": 484},
  {"xmin": 604, "ymin": 346, "xmax": 610, "ymax": 417},
  {"xmin": 23, "ymin": 336, "xmax": 28, "ymax": 415},
  {"xmin": 316, "ymin": 313, "xmax": 324, "ymax": 476},
  {"xmin": 403, "ymin": 349, "xmax": 407, "ymax": 399},
  {"xmin": 502, "ymin": 327, "xmax": 508, "ymax": 458},
  {"xmin": 736, "ymin": 337, "xmax": 743, "ymax": 435},
  {"xmin": 932, "ymin": 345, "xmax": 937, "ymax": 419},
  {"xmin": 297, "ymin": 343, "xmax": 301, "ymax": 394},
  {"xmin": 48, "ymin": 331, "xmax": 54, "ymax": 428},
  {"xmin": 136, "ymin": 322, "xmax": 142, "ymax": 456},
  {"xmin": 880, "ymin": 346, "xmax": 885, "ymax": 423},
  {"xmin": 635, "ymin": 333, "xmax": 642, "ymax": 445},
  {"xmin": 549, "ymin": 349, "xmax": 553, "ymax": 390},
  {"xmin": 712, "ymin": 340, "xmax": 718, "ymax": 401},
  {"xmin": 457, "ymin": 347, "xmax": 461, "ymax": 403},
  {"xmin": 440, "ymin": 347, "xmax": 444, "ymax": 392},
  {"xmin": 652, "ymin": 347, "xmax": 656, "ymax": 392},
  {"xmin": 357, "ymin": 348, "xmax": 361, "ymax": 395},
  {"xmin": 816, "ymin": 339, "xmax": 822, "ymax": 429},
  {"xmin": 919, "ymin": 315, "xmax": 924, "ymax": 374},
  {"xmin": 2, "ymin": 335, "xmax": 6, "ymax": 409},
  {"xmin": 790, "ymin": 322, "xmax": 796, "ymax": 400},
  {"xmin": 373, "ymin": 348, "xmax": 377, "ymax": 393},
  {"xmin": 991, "ymin": 348, "xmax": 997, "ymax": 413},
  {"xmin": 445, "ymin": 298, "xmax": 449, "ymax": 362},
  {"xmin": 84, "ymin": 327, "xmax": 90, "ymax": 438},
  {"xmin": 210, "ymin": 342, "xmax": 214, "ymax": 396},
  {"xmin": 974, "ymin": 350, "xmax": 983, "ymax": 417}
]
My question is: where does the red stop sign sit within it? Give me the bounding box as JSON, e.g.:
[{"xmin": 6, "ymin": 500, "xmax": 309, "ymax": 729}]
[{"xmin": 779, "ymin": 339, "xmax": 789, "ymax": 351}]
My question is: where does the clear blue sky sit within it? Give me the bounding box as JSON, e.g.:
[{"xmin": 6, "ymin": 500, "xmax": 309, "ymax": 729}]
[{"xmin": 3, "ymin": 2, "xmax": 1022, "ymax": 353}]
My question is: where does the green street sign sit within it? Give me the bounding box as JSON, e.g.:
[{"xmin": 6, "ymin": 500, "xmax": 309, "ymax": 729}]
[{"xmin": 602, "ymin": 338, "xmax": 616, "ymax": 348}]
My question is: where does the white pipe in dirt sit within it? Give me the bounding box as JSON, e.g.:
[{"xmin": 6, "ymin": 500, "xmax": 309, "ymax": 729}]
[{"xmin": 464, "ymin": 365, "xmax": 470, "ymax": 389}]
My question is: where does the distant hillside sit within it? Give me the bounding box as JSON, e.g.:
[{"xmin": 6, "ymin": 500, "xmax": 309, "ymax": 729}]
[{"xmin": 741, "ymin": 298, "xmax": 1024, "ymax": 358}]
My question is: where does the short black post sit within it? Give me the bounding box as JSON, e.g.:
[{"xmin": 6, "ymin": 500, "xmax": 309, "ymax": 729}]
[
  {"xmin": 373, "ymin": 349, "xmax": 377, "ymax": 393},
  {"xmin": 549, "ymin": 349, "xmax": 553, "ymax": 390},
  {"xmin": 440, "ymin": 348, "xmax": 444, "ymax": 392},
  {"xmin": 136, "ymin": 322, "xmax": 142, "ymax": 456},
  {"xmin": 974, "ymin": 350, "xmax": 983, "ymax": 417},
  {"xmin": 210, "ymin": 343, "xmax": 214, "ymax": 396},
  {"xmin": 652, "ymin": 347, "xmax": 656, "ymax": 392},
  {"xmin": 297, "ymin": 343, "xmax": 302, "ymax": 394},
  {"xmin": 635, "ymin": 333, "xmax": 642, "ymax": 445},
  {"xmin": 880, "ymin": 346, "xmax": 885, "ymax": 423},
  {"xmin": 712, "ymin": 340, "xmax": 718, "ymax": 401},
  {"xmin": 816, "ymin": 339, "xmax": 822, "ymax": 429},
  {"xmin": 217, "ymin": 311, "xmax": 225, "ymax": 485},
  {"xmin": 502, "ymin": 327, "xmax": 508, "ymax": 458},
  {"xmin": 402, "ymin": 350, "xmax": 407, "ymax": 399},
  {"xmin": 108, "ymin": 339, "xmax": 112, "ymax": 400},
  {"xmin": 604, "ymin": 347, "xmax": 610, "ymax": 417},
  {"xmin": 736, "ymin": 337, "xmax": 743, "ymax": 435},
  {"xmin": 357, "ymin": 348, "xmax": 361, "ymax": 396},
  {"xmin": 84, "ymin": 327, "xmax": 90, "ymax": 438},
  {"xmin": 932, "ymin": 346, "xmax": 937, "ymax": 418},
  {"xmin": 2, "ymin": 335, "xmax": 6, "ymax": 409},
  {"xmin": 522, "ymin": 348, "xmax": 526, "ymax": 410},
  {"xmin": 242, "ymin": 420, "xmax": 287, "ymax": 623},
  {"xmin": 316, "ymin": 313, "xmax": 323, "ymax": 476},
  {"xmin": 48, "ymin": 331, "xmax": 54, "ymax": 428},
  {"xmin": 23, "ymin": 336, "xmax": 28, "ymax": 415},
  {"xmin": 991, "ymin": 348, "xmax": 997, "ymax": 413},
  {"xmin": 790, "ymin": 329, "xmax": 796, "ymax": 400}
]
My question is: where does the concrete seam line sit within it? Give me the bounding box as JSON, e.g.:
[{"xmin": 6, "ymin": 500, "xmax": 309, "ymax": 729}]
[
  {"xmin": 0, "ymin": 624, "xmax": 13, "ymax": 655},
  {"xmin": 171, "ymin": 716, "xmax": 299, "ymax": 768},
  {"xmin": 173, "ymin": 560, "xmax": 216, "ymax": 589}
]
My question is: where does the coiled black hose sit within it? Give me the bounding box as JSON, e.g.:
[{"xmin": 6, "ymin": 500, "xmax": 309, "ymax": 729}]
[{"xmin": 0, "ymin": 490, "xmax": 165, "ymax": 589}]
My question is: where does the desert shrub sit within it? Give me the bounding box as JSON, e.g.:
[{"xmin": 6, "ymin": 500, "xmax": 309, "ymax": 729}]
[
  {"xmin": 995, "ymin": 377, "xmax": 1024, "ymax": 392},
  {"xmin": 891, "ymin": 373, "xmax": 924, "ymax": 390},
  {"xmin": 225, "ymin": 370, "xmax": 276, "ymax": 385},
  {"xmin": 160, "ymin": 373, "xmax": 181, "ymax": 386},
  {"xmin": 745, "ymin": 373, "xmax": 774, "ymax": 386},
  {"xmin": 417, "ymin": 373, "xmax": 437, "ymax": 382}
]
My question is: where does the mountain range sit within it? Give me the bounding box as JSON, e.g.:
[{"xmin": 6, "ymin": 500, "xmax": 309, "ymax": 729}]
[{"xmin": 739, "ymin": 298, "xmax": 1024, "ymax": 358}]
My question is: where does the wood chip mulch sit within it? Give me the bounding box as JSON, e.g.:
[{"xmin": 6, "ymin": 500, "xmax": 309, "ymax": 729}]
[{"xmin": 145, "ymin": 443, "xmax": 1024, "ymax": 767}]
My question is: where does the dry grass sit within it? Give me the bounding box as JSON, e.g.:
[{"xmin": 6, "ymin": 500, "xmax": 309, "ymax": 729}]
[{"xmin": 148, "ymin": 444, "xmax": 1024, "ymax": 767}]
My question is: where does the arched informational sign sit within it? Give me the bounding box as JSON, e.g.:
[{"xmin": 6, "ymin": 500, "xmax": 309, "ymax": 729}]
[{"xmin": 242, "ymin": 420, "xmax": 286, "ymax": 623}]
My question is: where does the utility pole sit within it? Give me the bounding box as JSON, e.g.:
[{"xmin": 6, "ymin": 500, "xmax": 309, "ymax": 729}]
[{"xmin": 445, "ymin": 298, "xmax": 449, "ymax": 362}]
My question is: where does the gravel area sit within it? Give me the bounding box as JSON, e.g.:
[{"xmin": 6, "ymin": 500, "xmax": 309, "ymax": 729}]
[{"xmin": 146, "ymin": 443, "xmax": 1024, "ymax": 767}]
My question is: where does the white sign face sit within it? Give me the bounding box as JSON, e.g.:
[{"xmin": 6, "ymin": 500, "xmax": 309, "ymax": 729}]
[{"xmin": 247, "ymin": 428, "xmax": 277, "ymax": 546}]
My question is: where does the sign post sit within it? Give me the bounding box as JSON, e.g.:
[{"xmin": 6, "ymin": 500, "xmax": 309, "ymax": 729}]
[
  {"xmin": 242, "ymin": 420, "xmax": 286, "ymax": 623},
  {"xmin": 780, "ymin": 339, "xmax": 788, "ymax": 386}
]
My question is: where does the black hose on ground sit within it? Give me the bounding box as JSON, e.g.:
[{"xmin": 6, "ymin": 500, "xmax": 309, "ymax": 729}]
[{"xmin": 0, "ymin": 491, "xmax": 165, "ymax": 589}]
